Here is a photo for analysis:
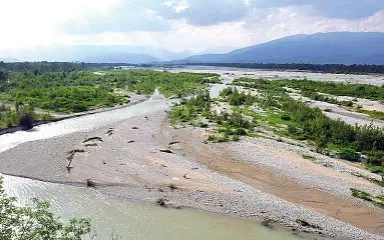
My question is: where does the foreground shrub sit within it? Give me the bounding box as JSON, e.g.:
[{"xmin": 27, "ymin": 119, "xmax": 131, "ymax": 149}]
[
  {"xmin": 338, "ymin": 148, "xmax": 361, "ymax": 162},
  {"xmin": 0, "ymin": 177, "xmax": 91, "ymax": 239},
  {"xmin": 19, "ymin": 108, "xmax": 36, "ymax": 130}
]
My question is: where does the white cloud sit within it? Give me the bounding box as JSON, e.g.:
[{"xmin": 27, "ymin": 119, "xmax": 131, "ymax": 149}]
[
  {"xmin": 0, "ymin": 0, "xmax": 382, "ymax": 53},
  {"xmin": 164, "ymin": 0, "xmax": 190, "ymax": 13}
]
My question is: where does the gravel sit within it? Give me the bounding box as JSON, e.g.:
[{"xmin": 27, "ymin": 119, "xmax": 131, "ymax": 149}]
[{"xmin": 230, "ymin": 137, "xmax": 384, "ymax": 198}]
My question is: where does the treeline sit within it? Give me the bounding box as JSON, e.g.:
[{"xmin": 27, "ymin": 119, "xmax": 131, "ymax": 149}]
[
  {"xmin": 182, "ymin": 63, "xmax": 384, "ymax": 74},
  {"xmin": 0, "ymin": 61, "xmax": 88, "ymax": 73},
  {"xmin": 234, "ymin": 78, "xmax": 384, "ymax": 101},
  {"xmin": 281, "ymin": 98, "xmax": 384, "ymax": 173},
  {"xmin": 110, "ymin": 70, "xmax": 219, "ymax": 97},
  {"xmin": 0, "ymin": 105, "xmax": 51, "ymax": 130},
  {"xmin": 0, "ymin": 68, "xmax": 218, "ymax": 114},
  {"xmin": 7, "ymin": 86, "xmax": 125, "ymax": 113}
]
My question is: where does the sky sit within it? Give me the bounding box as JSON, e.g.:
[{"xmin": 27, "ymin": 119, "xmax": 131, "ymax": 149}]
[{"xmin": 1, "ymin": 0, "xmax": 383, "ymax": 53}]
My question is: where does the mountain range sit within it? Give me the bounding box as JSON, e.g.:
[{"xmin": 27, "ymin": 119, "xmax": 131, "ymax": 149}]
[
  {"xmin": 1, "ymin": 32, "xmax": 384, "ymax": 64},
  {"xmin": 0, "ymin": 45, "xmax": 194, "ymax": 63},
  {"xmin": 181, "ymin": 32, "xmax": 384, "ymax": 65}
]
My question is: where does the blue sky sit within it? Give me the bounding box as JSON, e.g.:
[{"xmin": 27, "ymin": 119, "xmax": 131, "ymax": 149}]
[{"xmin": 1, "ymin": 0, "xmax": 383, "ymax": 52}]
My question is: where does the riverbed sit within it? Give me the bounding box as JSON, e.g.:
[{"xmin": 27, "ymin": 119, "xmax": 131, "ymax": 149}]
[
  {"xmin": 0, "ymin": 88, "xmax": 311, "ymax": 239},
  {"xmin": 2, "ymin": 66, "xmax": 384, "ymax": 239}
]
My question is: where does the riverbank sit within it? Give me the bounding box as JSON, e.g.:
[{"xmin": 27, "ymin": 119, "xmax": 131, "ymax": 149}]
[
  {"xmin": 0, "ymin": 94, "xmax": 147, "ymax": 136},
  {"xmin": 1, "ymin": 107, "xmax": 383, "ymax": 239}
]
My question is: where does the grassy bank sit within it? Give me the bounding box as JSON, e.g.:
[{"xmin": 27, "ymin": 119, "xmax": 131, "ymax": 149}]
[
  {"xmin": 0, "ymin": 105, "xmax": 54, "ymax": 130},
  {"xmin": 0, "ymin": 68, "xmax": 218, "ymax": 113},
  {"xmin": 0, "ymin": 66, "xmax": 218, "ymax": 129},
  {"xmin": 233, "ymin": 78, "xmax": 384, "ymax": 102},
  {"xmin": 170, "ymin": 80, "xmax": 384, "ymax": 174}
]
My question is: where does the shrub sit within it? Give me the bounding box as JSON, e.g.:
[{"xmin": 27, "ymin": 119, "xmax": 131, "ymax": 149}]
[
  {"xmin": 350, "ymin": 188, "xmax": 372, "ymax": 201},
  {"xmin": 338, "ymin": 148, "xmax": 361, "ymax": 162},
  {"xmin": 281, "ymin": 114, "xmax": 291, "ymax": 121},
  {"xmin": 365, "ymin": 151, "xmax": 384, "ymax": 166},
  {"xmin": 19, "ymin": 108, "xmax": 36, "ymax": 130},
  {"xmin": 0, "ymin": 178, "xmax": 91, "ymax": 239}
]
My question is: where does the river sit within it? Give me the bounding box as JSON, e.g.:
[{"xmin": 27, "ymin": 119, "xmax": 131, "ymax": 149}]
[{"xmin": 0, "ymin": 77, "xmax": 313, "ymax": 239}]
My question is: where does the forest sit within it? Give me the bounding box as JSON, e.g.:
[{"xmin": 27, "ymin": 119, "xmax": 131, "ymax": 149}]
[
  {"xmin": 0, "ymin": 63, "xmax": 217, "ymax": 129},
  {"xmin": 4, "ymin": 61, "xmax": 384, "ymax": 75},
  {"xmin": 233, "ymin": 78, "xmax": 384, "ymax": 102},
  {"xmin": 0, "ymin": 61, "xmax": 88, "ymax": 72},
  {"xmin": 182, "ymin": 63, "xmax": 384, "ymax": 74}
]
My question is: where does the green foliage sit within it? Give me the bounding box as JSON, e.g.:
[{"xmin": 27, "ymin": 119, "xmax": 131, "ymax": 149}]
[
  {"xmin": 301, "ymin": 154, "xmax": 316, "ymax": 161},
  {"xmin": 8, "ymin": 86, "xmax": 125, "ymax": 113},
  {"xmin": 0, "ymin": 177, "xmax": 91, "ymax": 239},
  {"xmin": 170, "ymin": 89, "xmax": 253, "ymax": 142},
  {"xmin": 203, "ymin": 76, "xmax": 221, "ymax": 84},
  {"xmin": 226, "ymin": 110, "xmax": 251, "ymax": 129},
  {"xmin": 338, "ymin": 148, "xmax": 360, "ymax": 162},
  {"xmin": 350, "ymin": 188, "xmax": 373, "ymax": 201},
  {"xmin": 0, "ymin": 68, "xmax": 217, "ymax": 115},
  {"xmin": 207, "ymin": 134, "xmax": 229, "ymax": 143},
  {"xmin": 234, "ymin": 78, "xmax": 384, "ymax": 102},
  {"xmin": 365, "ymin": 151, "xmax": 384, "ymax": 168},
  {"xmin": 188, "ymin": 63, "xmax": 384, "ymax": 74},
  {"xmin": 307, "ymin": 92, "xmax": 354, "ymax": 107},
  {"xmin": 350, "ymin": 188, "xmax": 384, "ymax": 208},
  {"xmin": 357, "ymin": 109, "xmax": 384, "ymax": 120},
  {"xmin": 219, "ymin": 87, "xmax": 234, "ymax": 97},
  {"xmin": 169, "ymin": 91, "xmax": 211, "ymax": 125},
  {"xmin": 355, "ymin": 125, "xmax": 384, "ymax": 152},
  {"xmin": 0, "ymin": 69, "xmax": 8, "ymax": 82},
  {"xmin": 18, "ymin": 108, "xmax": 36, "ymax": 130},
  {"xmin": 0, "ymin": 106, "xmax": 39, "ymax": 129},
  {"xmin": 233, "ymin": 78, "xmax": 384, "ymax": 173},
  {"xmin": 110, "ymin": 70, "xmax": 217, "ymax": 97},
  {"xmin": 220, "ymin": 87, "xmax": 256, "ymax": 106},
  {"xmin": 0, "ymin": 62, "xmax": 87, "ymax": 73},
  {"xmin": 280, "ymin": 114, "xmax": 291, "ymax": 121}
]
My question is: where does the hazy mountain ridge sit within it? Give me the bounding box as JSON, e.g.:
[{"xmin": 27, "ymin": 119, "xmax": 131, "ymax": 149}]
[
  {"xmin": 182, "ymin": 32, "xmax": 384, "ymax": 64},
  {"xmin": 0, "ymin": 57, "xmax": 20, "ymax": 62},
  {"xmin": 0, "ymin": 45, "xmax": 193, "ymax": 63},
  {"xmin": 2, "ymin": 32, "xmax": 384, "ymax": 64}
]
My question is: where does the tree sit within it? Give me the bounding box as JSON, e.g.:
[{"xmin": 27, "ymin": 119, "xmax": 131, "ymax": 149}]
[
  {"xmin": 19, "ymin": 108, "xmax": 36, "ymax": 130},
  {"xmin": 0, "ymin": 69, "xmax": 7, "ymax": 81},
  {"xmin": 0, "ymin": 177, "xmax": 91, "ymax": 239}
]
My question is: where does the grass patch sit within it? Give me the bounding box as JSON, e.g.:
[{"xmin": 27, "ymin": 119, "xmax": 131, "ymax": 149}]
[
  {"xmin": 301, "ymin": 154, "xmax": 316, "ymax": 161},
  {"xmin": 232, "ymin": 78, "xmax": 384, "ymax": 174},
  {"xmin": 350, "ymin": 188, "xmax": 384, "ymax": 208},
  {"xmin": 357, "ymin": 109, "xmax": 384, "ymax": 121}
]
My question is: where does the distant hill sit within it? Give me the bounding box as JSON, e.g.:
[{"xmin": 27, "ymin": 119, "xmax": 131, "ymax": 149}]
[
  {"xmin": 0, "ymin": 57, "xmax": 20, "ymax": 62},
  {"xmin": 182, "ymin": 32, "xmax": 384, "ymax": 65},
  {"xmin": 0, "ymin": 45, "xmax": 193, "ymax": 63},
  {"xmin": 81, "ymin": 52, "xmax": 160, "ymax": 64}
]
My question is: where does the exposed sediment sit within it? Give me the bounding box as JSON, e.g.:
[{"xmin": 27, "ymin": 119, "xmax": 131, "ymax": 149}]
[{"xmin": 1, "ymin": 110, "xmax": 384, "ymax": 240}]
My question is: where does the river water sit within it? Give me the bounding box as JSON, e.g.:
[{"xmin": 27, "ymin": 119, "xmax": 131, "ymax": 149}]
[{"xmin": 0, "ymin": 77, "xmax": 312, "ymax": 239}]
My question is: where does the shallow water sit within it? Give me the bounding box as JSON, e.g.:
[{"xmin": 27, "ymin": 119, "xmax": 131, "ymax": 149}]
[
  {"xmin": 157, "ymin": 65, "xmax": 384, "ymax": 86},
  {"xmin": 0, "ymin": 77, "xmax": 313, "ymax": 240},
  {"xmin": 3, "ymin": 175, "xmax": 310, "ymax": 240}
]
